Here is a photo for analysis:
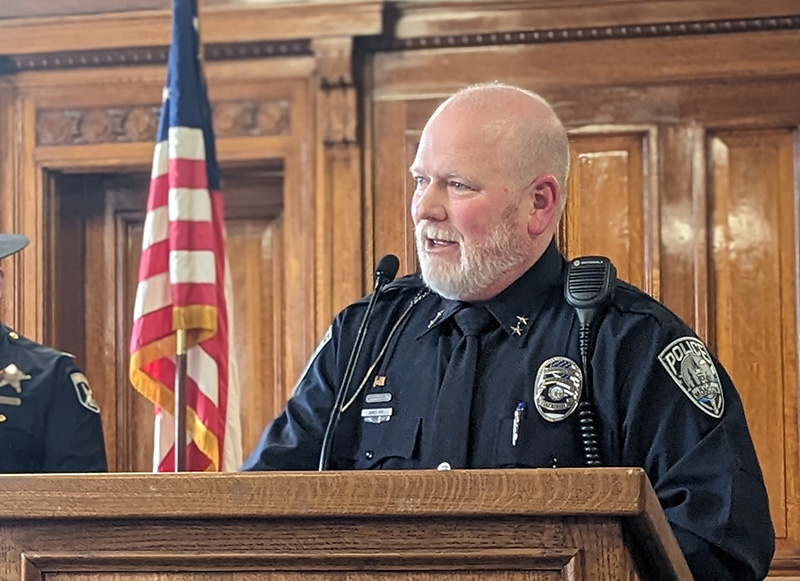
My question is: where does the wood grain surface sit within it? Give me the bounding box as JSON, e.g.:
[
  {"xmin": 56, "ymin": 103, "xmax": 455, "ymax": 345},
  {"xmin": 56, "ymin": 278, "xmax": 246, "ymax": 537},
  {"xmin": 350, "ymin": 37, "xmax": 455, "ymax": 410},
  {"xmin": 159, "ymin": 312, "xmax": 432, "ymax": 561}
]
[{"xmin": 0, "ymin": 469, "xmax": 691, "ymax": 581}]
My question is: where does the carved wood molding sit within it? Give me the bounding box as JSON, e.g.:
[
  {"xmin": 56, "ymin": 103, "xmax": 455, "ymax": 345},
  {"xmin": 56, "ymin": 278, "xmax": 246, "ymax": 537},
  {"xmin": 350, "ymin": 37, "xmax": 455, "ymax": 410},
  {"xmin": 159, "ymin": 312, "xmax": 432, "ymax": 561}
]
[
  {"xmin": 22, "ymin": 548, "xmax": 581, "ymax": 572},
  {"xmin": 36, "ymin": 99, "xmax": 291, "ymax": 146},
  {"xmin": 314, "ymin": 37, "xmax": 357, "ymax": 145},
  {"xmin": 0, "ymin": 40, "xmax": 312, "ymax": 74},
  {"xmin": 5, "ymin": 14, "xmax": 798, "ymax": 74},
  {"xmin": 370, "ymin": 14, "xmax": 800, "ymax": 51},
  {"xmin": 0, "ymin": 1, "xmax": 383, "ymax": 56},
  {"xmin": 770, "ymin": 556, "xmax": 800, "ymax": 576}
]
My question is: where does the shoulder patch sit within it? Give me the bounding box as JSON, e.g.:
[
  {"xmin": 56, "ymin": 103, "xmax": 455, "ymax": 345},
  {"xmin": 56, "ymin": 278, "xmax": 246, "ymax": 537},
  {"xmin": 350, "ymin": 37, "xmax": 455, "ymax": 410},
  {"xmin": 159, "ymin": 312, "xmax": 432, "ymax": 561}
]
[
  {"xmin": 657, "ymin": 337, "xmax": 724, "ymax": 418},
  {"xmin": 70, "ymin": 372, "xmax": 101, "ymax": 413}
]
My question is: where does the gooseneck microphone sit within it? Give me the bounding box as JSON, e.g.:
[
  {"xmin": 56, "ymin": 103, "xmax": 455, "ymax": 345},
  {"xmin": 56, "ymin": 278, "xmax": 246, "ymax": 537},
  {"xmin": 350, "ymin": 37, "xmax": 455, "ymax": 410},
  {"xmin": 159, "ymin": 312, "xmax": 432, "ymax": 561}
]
[
  {"xmin": 564, "ymin": 256, "xmax": 616, "ymax": 467},
  {"xmin": 318, "ymin": 254, "xmax": 400, "ymax": 471}
]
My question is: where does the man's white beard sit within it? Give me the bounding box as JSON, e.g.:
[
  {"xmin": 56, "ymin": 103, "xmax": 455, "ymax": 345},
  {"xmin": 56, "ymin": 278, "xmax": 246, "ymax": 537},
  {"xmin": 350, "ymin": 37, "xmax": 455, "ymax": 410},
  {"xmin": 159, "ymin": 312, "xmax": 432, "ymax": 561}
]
[{"xmin": 415, "ymin": 206, "xmax": 532, "ymax": 301}]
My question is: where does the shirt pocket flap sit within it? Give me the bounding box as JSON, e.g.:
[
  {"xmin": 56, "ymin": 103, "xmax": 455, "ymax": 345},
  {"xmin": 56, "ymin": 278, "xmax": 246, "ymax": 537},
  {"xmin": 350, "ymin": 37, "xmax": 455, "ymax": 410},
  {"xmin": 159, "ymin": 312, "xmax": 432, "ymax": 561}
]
[
  {"xmin": 0, "ymin": 403, "xmax": 35, "ymax": 434},
  {"xmin": 356, "ymin": 416, "xmax": 421, "ymax": 469}
]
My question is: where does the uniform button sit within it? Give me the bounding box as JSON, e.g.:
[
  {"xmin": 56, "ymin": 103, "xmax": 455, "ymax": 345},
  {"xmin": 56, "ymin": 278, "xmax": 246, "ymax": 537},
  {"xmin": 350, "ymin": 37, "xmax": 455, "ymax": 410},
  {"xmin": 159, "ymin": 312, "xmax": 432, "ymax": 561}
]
[
  {"xmin": 8, "ymin": 331, "xmax": 18, "ymax": 340},
  {"xmin": 0, "ymin": 414, "xmax": 6, "ymax": 422},
  {"xmin": 365, "ymin": 450, "xmax": 374, "ymax": 460},
  {"xmin": 436, "ymin": 462, "xmax": 451, "ymax": 471}
]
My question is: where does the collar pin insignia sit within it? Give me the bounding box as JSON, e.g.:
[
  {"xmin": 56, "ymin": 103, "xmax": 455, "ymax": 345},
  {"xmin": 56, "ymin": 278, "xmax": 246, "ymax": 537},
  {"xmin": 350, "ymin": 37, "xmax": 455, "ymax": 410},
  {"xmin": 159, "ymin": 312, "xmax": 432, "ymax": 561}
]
[{"xmin": 428, "ymin": 309, "xmax": 444, "ymax": 328}]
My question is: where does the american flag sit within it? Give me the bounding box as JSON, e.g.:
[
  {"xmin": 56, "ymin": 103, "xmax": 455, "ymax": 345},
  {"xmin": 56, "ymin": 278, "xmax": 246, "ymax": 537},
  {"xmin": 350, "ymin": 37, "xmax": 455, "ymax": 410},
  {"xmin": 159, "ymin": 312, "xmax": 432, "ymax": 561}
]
[{"xmin": 129, "ymin": 0, "xmax": 242, "ymax": 472}]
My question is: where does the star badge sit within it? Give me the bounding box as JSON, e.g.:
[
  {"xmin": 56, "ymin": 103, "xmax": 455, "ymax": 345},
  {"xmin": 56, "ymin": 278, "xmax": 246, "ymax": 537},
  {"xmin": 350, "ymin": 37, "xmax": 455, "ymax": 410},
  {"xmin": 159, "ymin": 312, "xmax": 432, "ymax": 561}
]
[
  {"xmin": 516, "ymin": 315, "xmax": 529, "ymax": 326},
  {"xmin": 510, "ymin": 323, "xmax": 523, "ymax": 336},
  {"xmin": 0, "ymin": 363, "xmax": 32, "ymax": 393}
]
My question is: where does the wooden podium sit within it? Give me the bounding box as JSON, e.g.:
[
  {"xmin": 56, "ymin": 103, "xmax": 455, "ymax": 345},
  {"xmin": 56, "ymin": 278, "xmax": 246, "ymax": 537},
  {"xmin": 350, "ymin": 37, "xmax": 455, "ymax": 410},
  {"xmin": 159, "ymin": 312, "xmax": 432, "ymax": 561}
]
[{"xmin": 0, "ymin": 468, "xmax": 691, "ymax": 580}]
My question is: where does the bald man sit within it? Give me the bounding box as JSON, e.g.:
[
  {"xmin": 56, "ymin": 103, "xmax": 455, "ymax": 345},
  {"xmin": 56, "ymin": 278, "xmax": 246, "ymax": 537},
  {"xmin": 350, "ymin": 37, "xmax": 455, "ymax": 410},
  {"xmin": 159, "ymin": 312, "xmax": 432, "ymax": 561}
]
[{"xmin": 243, "ymin": 84, "xmax": 773, "ymax": 579}]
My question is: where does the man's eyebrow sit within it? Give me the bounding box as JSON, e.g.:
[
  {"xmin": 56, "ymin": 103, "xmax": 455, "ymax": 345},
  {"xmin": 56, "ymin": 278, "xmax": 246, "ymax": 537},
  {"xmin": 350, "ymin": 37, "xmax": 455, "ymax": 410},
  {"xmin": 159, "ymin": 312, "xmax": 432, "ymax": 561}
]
[{"xmin": 443, "ymin": 171, "xmax": 479, "ymax": 184}]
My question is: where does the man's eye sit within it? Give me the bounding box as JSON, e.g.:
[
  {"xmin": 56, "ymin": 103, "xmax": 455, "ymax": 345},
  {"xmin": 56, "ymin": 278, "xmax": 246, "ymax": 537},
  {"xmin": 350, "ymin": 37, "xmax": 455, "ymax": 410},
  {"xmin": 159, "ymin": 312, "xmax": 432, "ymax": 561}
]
[
  {"xmin": 449, "ymin": 181, "xmax": 468, "ymax": 191},
  {"xmin": 413, "ymin": 176, "xmax": 427, "ymax": 187}
]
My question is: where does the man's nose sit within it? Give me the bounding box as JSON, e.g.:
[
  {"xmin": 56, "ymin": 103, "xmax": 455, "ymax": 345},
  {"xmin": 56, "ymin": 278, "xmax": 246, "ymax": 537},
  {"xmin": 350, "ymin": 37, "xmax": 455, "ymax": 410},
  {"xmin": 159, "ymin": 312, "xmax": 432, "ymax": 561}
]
[{"xmin": 412, "ymin": 181, "xmax": 447, "ymax": 224}]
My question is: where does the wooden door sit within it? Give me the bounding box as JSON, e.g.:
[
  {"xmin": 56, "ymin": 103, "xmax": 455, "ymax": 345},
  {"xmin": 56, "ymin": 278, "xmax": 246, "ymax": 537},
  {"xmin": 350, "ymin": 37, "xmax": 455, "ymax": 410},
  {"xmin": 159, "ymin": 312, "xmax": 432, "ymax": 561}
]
[{"xmin": 48, "ymin": 165, "xmax": 287, "ymax": 471}]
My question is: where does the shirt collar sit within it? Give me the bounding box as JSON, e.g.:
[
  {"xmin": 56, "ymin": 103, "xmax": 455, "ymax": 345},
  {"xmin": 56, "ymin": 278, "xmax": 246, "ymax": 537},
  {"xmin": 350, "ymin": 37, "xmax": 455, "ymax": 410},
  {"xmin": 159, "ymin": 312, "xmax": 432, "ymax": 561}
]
[
  {"xmin": 417, "ymin": 239, "xmax": 565, "ymax": 342},
  {"xmin": 484, "ymin": 239, "xmax": 564, "ymax": 342}
]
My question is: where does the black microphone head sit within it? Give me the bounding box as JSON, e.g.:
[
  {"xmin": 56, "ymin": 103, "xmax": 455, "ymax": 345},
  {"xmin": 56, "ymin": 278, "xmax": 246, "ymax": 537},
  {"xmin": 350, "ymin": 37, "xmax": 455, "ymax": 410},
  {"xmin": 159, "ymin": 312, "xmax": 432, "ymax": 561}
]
[{"xmin": 375, "ymin": 254, "xmax": 400, "ymax": 286}]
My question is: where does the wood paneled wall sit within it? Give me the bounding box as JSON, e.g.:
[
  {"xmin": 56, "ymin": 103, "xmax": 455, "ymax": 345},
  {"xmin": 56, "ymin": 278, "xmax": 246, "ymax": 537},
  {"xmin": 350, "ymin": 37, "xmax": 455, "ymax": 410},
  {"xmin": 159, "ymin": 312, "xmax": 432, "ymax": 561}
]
[{"xmin": 0, "ymin": 0, "xmax": 798, "ymax": 576}]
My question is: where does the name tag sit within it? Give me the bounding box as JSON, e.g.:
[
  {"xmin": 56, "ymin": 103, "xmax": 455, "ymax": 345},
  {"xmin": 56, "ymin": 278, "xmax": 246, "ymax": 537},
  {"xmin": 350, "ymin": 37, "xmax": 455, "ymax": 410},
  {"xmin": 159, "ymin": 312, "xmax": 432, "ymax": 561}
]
[
  {"xmin": 365, "ymin": 392, "xmax": 392, "ymax": 404},
  {"xmin": 0, "ymin": 395, "xmax": 22, "ymax": 406},
  {"xmin": 361, "ymin": 407, "xmax": 393, "ymax": 418}
]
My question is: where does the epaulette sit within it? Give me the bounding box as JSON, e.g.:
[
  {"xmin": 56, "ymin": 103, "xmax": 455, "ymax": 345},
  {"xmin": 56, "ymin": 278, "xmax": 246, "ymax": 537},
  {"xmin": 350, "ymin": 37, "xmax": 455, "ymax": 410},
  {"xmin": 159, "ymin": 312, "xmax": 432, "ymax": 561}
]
[
  {"xmin": 609, "ymin": 281, "xmax": 680, "ymax": 328},
  {"xmin": 2, "ymin": 325, "xmax": 75, "ymax": 361}
]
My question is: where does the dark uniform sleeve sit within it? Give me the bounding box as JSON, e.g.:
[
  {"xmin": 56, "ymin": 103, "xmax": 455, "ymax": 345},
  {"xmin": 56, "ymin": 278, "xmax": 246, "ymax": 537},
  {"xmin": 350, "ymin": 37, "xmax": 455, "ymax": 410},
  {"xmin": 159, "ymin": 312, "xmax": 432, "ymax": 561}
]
[
  {"xmin": 42, "ymin": 357, "xmax": 107, "ymax": 472},
  {"xmin": 602, "ymin": 313, "xmax": 774, "ymax": 579},
  {"xmin": 240, "ymin": 321, "xmax": 340, "ymax": 471}
]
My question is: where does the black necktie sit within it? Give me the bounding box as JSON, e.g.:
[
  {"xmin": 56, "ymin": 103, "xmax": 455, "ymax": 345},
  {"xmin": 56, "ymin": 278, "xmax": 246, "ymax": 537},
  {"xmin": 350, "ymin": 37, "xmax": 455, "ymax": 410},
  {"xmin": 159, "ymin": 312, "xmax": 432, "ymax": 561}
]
[{"xmin": 423, "ymin": 305, "xmax": 496, "ymax": 469}]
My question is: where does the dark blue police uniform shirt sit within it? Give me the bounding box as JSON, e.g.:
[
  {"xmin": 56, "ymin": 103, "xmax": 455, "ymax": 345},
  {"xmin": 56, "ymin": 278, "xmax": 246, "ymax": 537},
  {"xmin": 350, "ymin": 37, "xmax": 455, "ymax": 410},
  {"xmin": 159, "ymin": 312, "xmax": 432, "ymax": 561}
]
[
  {"xmin": 0, "ymin": 324, "xmax": 107, "ymax": 473},
  {"xmin": 243, "ymin": 241, "xmax": 774, "ymax": 580}
]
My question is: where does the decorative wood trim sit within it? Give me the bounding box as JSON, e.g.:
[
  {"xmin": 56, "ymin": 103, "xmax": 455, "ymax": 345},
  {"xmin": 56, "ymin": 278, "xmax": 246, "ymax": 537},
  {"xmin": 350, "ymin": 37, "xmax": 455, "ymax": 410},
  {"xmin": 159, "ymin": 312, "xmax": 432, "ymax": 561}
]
[
  {"xmin": 389, "ymin": 0, "xmax": 800, "ymax": 38},
  {"xmin": 770, "ymin": 555, "xmax": 800, "ymax": 576},
  {"xmin": 371, "ymin": 15, "xmax": 800, "ymax": 51},
  {"xmin": 4, "ymin": 14, "xmax": 798, "ymax": 74},
  {"xmin": 35, "ymin": 99, "xmax": 291, "ymax": 146},
  {"xmin": 22, "ymin": 548, "xmax": 582, "ymax": 572},
  {"xmin": 2, "ymin": 17, "xmax": 797, "ymax": 76},
  {"xmin": 0, "ymin": 1, "xmax": 384, "ymax": 56},
  {"xmin": 313, "ymin": 36, "xmax": 364, "ymax": 336},
  {"xmin": 314, "ymin": 37, "xmax": 356, "ymax": 144},
  {"xmin": 0, "ymin": 40, "xmax": 312, "ymax": 74}
]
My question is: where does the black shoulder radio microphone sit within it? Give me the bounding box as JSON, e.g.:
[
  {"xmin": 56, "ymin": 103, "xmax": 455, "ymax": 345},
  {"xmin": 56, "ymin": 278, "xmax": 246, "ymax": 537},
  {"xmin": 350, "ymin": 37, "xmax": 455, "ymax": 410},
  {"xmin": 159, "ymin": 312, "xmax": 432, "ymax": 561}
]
[
  {"xmin": 564, "ymin": 256, "xmax": 616, "ymax": 467},
  {"xmin": 318, "ymin": 254, "xmax": 400, "ymax": 471}
]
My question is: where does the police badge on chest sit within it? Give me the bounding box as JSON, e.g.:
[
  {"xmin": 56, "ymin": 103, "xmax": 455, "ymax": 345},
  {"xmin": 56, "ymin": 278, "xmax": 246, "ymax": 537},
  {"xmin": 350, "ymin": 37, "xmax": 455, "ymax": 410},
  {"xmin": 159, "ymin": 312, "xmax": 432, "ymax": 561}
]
[{"xmin": 533, "ymin": 356, "xmax": 583, "ymax": 422}]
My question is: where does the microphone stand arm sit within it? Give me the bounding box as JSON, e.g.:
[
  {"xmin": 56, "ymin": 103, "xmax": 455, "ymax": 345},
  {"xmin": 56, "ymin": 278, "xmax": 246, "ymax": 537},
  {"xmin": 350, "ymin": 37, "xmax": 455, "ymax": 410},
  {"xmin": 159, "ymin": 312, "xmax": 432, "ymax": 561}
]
[{"xmin": 317, "ymin": 281, "xmax": 387, "ymax": 471}]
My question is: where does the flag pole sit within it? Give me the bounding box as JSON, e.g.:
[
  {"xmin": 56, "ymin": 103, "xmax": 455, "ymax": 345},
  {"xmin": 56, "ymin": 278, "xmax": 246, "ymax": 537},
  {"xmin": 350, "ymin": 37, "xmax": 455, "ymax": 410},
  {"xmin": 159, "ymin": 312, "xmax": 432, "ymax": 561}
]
[{"xmin": 175, "ymin": 328, "xmax": 188, "ymax": 471}]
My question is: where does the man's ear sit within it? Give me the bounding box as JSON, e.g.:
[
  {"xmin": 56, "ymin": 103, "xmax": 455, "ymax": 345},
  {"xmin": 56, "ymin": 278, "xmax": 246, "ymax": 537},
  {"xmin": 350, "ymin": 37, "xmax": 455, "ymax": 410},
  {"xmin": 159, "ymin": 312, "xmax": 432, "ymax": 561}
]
[{"xmin": 527, "ymin": 175, "xmax": 560, "ymax": 236}]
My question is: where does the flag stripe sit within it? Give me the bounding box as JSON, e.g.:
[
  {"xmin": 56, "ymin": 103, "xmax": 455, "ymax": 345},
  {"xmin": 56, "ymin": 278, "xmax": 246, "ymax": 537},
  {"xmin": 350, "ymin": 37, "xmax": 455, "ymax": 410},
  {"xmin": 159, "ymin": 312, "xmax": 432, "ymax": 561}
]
[
  {"xmin": 169, "ymin": 188, "xmax": 213, "ymax": 222},
  {"xmin": 168, "ymin": 126, "xmax": 206, "ymax": 161},
  {"xmin": 151, "ymin": 141, "xmax": 169, "ymax": 180},
  {"xmin": 169, "ymin": 250, "xmax": 216, "ymax": 284},
  {"xmin": 142, "ymin": 206, "xmax": 169, "ymax": 249},
  {"xmin": 130, "ymin": 307, "xmax": 173, "ymax": 351},
  {"xmin": 187, "ymin": 343, "xmax": 219, "ymax": 407},
  {"xmin": 134, "ymin": 272, "xmax": 172, "ymax": 319},
  {"xmin": 138, "ymin": 240, "xmax": 169, "ymax": 281}
]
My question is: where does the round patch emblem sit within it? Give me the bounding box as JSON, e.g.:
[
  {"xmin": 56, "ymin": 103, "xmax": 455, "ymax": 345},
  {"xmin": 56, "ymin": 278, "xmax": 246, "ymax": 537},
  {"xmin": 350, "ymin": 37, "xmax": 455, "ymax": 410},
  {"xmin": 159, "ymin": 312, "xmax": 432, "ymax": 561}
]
[{"xmin": 534, "ymin": 356, "xmax": 583, "ymax": 422}]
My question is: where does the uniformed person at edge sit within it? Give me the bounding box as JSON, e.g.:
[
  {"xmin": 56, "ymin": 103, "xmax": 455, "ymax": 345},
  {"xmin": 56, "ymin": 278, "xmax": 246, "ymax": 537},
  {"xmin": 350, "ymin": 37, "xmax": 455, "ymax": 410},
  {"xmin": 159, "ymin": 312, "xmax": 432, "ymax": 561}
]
[
  {"xmin": 242, "ymin": 84, "xmax": 774, "ymax": 579},
  {"xmin": 0, "ymin": 233, "xmax": 107, "ymax": 472}
]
